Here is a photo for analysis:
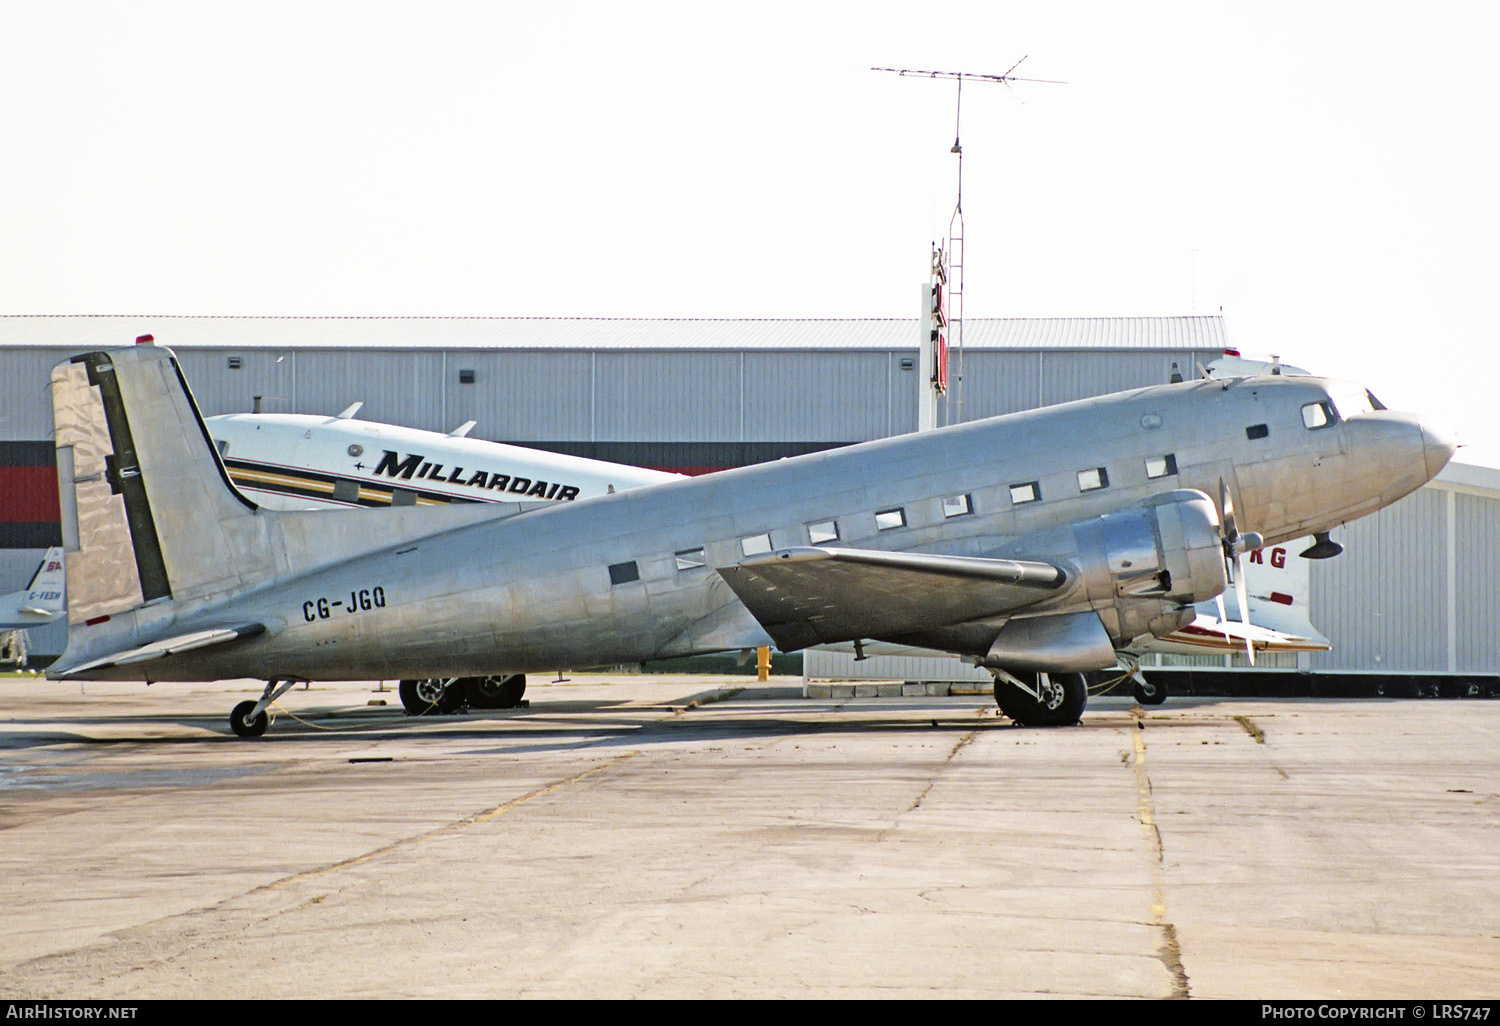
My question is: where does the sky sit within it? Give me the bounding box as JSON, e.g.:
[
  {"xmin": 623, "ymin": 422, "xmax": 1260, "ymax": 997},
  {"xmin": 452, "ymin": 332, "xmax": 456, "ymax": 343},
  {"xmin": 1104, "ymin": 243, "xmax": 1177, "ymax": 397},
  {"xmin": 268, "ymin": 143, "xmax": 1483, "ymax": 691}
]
[{"xmin": 2, "ymin": 1, "xmax": 1497, "ymax": 464}]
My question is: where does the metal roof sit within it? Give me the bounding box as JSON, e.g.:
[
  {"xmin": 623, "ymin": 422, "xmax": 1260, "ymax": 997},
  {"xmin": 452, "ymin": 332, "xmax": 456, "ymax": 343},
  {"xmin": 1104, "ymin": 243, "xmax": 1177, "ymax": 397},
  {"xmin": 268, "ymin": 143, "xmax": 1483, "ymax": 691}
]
[{"xmin": 0, "ymin": 314, "xmax": 1229, "ymax": 352}]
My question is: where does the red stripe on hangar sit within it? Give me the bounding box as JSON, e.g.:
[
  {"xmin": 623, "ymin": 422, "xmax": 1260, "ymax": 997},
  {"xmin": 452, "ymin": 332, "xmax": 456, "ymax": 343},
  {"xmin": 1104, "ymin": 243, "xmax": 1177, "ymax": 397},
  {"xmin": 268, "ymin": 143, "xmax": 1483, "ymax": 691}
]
[{"xmin": 0, "ymin": 465, "xmax": 59, "ymax": 521}]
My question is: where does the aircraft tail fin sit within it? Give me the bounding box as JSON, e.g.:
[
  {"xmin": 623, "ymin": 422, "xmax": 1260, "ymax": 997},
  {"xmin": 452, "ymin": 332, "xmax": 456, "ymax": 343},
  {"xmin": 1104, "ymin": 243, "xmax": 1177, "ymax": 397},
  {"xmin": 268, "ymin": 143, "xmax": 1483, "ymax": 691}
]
[
  {"xmin": 51, "ymin": 345, "xmax": 269, "ymax": 667},
  {"xmin": 22, "ymin": 546, "xmax": 66, "ymax": 616},
  {"xmin": 0, "ymin": 546, "xmax": 67, "ymax": 628}
]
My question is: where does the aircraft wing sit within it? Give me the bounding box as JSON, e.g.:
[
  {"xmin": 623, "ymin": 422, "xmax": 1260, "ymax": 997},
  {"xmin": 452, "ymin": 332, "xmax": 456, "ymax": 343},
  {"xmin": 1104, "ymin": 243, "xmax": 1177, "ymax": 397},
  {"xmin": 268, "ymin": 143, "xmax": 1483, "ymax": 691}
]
[
  {"xmin": 717, "ymin": 546, "xmax": 1068, "ymax": 652},
  {"xmin": 50, "ymin": 623, "xmax": 267, "ymax": 678},
  {"xmin": 1149, "ymin": 612, "xmax": 1331, "ymax": 655}
]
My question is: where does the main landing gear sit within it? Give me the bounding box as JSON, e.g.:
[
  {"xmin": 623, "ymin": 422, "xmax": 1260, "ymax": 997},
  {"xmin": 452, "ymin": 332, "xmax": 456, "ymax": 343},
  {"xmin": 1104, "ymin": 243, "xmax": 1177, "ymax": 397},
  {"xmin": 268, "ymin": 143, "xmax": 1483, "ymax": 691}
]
[
  {"xmin": 398, "ymin": 675, "xmax": 527, "ymax": 715},
  {"xmin": 990, "ymin": 669, "xmax": 1088, "ymax": 727}
]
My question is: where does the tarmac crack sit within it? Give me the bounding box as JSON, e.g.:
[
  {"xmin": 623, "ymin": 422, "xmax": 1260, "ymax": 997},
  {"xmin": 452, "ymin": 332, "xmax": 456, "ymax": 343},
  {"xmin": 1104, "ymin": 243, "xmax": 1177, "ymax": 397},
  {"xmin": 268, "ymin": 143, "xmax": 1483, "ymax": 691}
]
[
  {"xmin": 263, "ymin": 750, "xmax": 641, "ymax": 892},
  {"xmin": 881, "ymin": 729, "xmax": 980, "ymax": 841}
]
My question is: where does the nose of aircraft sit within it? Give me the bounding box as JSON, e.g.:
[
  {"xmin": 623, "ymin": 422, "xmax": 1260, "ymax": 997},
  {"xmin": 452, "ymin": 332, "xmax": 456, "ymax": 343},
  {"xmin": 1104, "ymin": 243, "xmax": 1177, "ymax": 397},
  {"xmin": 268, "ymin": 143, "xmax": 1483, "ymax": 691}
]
[{"xmin": 1421, "ymin": 418, "xmax": 1458, "ymax": 482}]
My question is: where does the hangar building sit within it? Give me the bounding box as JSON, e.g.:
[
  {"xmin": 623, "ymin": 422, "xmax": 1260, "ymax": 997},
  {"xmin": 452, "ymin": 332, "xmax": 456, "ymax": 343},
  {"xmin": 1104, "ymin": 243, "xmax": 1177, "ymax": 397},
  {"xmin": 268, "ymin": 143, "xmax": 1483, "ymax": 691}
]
[{"xmin": 1, "ymin": 314, "xmax": 1495, "ymax": 682}]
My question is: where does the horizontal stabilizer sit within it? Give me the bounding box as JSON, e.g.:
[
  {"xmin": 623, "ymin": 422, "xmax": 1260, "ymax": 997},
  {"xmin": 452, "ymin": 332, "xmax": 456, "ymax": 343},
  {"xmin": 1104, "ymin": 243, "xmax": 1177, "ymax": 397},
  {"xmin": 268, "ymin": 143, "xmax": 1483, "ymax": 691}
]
[
  {"xmin": 52, "ymin": 623, "xmax": 266, "ymax": 678},
  {"xmin": 717, "ymin": 546, "xmax": 1067, "ymax": 652}
]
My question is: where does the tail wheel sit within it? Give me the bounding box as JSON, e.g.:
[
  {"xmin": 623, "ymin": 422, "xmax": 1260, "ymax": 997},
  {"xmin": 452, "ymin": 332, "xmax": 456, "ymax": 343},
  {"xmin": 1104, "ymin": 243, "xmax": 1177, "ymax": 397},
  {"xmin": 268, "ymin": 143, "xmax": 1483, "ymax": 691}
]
[
  {"xmin": 399, "ymin": 678, "xmax": 466, "ymax": 715},
  {"xmin": 466, "ymin": 674, "xmax": 527, "ymax": 709},
  {"xmin": 1132, "ymin": 677, "xmax": 1168, "ymax": 705},
  {"xmin": 230, "ymin": 700, "xmax": 269, "ymax": 738},
  {"xmin": 993, "ymin": 671, "xmax": 1088, "ymax": 727}
]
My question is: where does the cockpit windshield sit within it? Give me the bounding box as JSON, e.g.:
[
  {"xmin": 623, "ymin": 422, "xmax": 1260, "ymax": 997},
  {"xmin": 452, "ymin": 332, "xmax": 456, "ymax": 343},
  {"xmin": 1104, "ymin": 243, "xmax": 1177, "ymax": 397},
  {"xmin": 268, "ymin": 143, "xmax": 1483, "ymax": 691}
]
[{"xmin": 1328, "ymin": 386, "xmax": 1384, "ymax": 421}]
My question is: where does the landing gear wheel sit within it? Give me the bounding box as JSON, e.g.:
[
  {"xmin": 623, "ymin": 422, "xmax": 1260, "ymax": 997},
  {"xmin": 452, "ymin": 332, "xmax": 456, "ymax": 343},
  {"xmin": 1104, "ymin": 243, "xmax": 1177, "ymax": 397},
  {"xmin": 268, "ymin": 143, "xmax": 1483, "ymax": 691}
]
[
  {"xmin": 466, "ymin": 674, "xmax": 527, "ymax": 709},
  {"xmin": 1132, "ymin": 677, "xmax": 1168, "ymax": 706},
  {"xmin": 993, "ymin": 671, "xmax": 1088, "ymax": 727},
  {"xmin": 399, "ymin": 678, "xmax": 466, "ymax": 715},
  {"xmin": 230, "ymin": 700, "xmax": 269, "ymax": 738}
]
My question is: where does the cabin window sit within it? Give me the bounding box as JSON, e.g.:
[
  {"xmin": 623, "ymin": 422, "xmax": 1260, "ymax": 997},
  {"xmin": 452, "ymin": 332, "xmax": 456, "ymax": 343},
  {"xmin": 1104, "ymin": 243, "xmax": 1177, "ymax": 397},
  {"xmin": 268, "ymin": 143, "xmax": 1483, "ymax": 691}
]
[
  {"xmin": 1077, "ymin": 467, "xmax": 1109, "ymax": 492},
  {"xmin": 1145, "ymin": 454, "xmax": 1177, "ymax": 479},
  {"xmin": 1009, "ymin": 482, "xmax": 1040, "ymax": 505},
  {"xmin": 390, "ymin": 489, "xmax": 417, "ymax": 507},
  {"xmin": 608, "ymin": 561, "xmax": 640, "ymax": 585},
  {"xmin": 332, "ymin": 479, "xmax": 361, "ymax": 503},
  {"xmin": 942, "ymin": 494, "xmax": 973, "ymax": 518},
  {"xmin": 875, "ymin": 508, "xmax": 906, "ymax": 531},
  {"xmin": 741, "ymin": 533, "xmax": 772, "ymax": 556},
  {"xmin": 675, "ymin": 548, "xmax": 706, "ymax": 571},
  {"xmin": 807, "ymin": 520, "xmax": 839, "ymax": 544},
  {"xmin": 1246, "ymin": 423, "xmax": 1270, "ymax": 440},
  {"xmin": 1301, "ymin": 401, "xmax": 1336, "ymax": 429}
]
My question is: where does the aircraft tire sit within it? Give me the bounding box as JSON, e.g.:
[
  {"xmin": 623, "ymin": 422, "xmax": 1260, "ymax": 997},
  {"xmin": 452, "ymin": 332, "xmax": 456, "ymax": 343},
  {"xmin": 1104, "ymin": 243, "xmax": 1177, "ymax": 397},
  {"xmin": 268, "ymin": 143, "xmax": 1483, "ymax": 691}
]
[
  {"xmin": 466, "ymin": 674, "xmax": 527, "ymax": 709},
  {"xmin": 994, "ymin": 671, "xmax": 1088, "ymax": 727},
  {"xmin": 230, "ymin": 700, "xmax": 269, "ymax": 738},
  {"xmin": 399, "ymin": 678, "xmax": 466, "ymax": 715},
  {"xmin": 1132, "ymin": 678, "xmax": 1168, "ymax": 705}
]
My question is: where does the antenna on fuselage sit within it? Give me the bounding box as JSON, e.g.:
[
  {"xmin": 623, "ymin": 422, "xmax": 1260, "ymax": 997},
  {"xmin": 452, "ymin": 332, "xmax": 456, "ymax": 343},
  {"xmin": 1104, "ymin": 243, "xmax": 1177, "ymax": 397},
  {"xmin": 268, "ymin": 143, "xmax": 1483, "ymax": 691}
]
[{"xmin": 873, "ymin": 61, "xmax": 1064, "ymax": 427}]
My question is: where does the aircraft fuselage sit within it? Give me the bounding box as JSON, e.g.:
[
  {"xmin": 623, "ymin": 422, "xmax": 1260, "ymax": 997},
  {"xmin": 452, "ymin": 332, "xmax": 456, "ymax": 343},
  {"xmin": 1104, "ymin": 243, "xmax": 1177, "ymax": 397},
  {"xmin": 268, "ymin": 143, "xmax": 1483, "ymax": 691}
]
[{"xmin": 83, "ymin": 373, "xmax": 1448, "ymax": 682}]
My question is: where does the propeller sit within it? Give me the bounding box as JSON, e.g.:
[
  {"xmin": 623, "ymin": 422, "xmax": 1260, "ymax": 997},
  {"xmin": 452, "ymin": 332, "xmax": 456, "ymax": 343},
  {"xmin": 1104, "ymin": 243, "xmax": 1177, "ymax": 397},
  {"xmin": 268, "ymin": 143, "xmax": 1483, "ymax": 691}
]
[{"xmin": 1218, "ymin": 479, "xmax": 1263, "ymax": 665}]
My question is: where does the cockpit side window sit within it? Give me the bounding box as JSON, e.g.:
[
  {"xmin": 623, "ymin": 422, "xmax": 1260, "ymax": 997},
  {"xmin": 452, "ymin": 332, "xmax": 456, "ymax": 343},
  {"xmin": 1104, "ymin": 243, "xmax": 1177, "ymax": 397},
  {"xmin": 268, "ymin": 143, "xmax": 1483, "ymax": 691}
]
[{"xmin": 1301, "ymin": 401, "xmax": 1336, "ymax": 429}]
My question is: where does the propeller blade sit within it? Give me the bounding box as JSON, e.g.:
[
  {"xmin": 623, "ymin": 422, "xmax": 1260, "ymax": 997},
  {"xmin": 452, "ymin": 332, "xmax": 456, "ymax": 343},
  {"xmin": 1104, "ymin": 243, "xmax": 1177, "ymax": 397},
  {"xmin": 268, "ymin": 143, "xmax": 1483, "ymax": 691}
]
[
  {"xmin": 1215, "ymin": 593, "xmax": 1232, "ymax": 649},
  {"xmin": 1219, "ymin": 478, "xmax": 1238, "ymax": 548},
  {"xmin": 1235, "ymin": 550, "xmax": 1254, "ymax": 665}
]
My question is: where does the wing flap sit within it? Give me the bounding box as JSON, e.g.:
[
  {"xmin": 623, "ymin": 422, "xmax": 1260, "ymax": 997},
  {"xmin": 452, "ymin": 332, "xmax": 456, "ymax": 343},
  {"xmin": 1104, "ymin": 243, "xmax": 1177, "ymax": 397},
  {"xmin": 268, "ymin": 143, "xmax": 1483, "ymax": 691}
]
[{"xmin": 716, "ymin": 546, "xmax": 1068, "ymax": 652}]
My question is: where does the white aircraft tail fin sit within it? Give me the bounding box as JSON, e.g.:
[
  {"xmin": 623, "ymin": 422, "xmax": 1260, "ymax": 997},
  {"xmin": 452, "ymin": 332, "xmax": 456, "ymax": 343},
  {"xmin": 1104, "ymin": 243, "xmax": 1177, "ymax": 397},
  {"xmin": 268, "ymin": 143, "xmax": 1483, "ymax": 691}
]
[
  {"xmin": 0, "ymin": 545, "xmax": 68, "ymax": 628},
  {"xmin": 22, "ymin": 546, "xmax": 66, "ymax": 616}
]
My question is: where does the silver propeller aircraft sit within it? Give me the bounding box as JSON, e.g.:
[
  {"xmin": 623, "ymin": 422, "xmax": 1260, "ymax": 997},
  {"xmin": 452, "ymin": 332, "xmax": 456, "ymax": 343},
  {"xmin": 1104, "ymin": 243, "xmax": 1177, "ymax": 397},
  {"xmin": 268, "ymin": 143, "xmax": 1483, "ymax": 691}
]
[{"xmin": 46, "ymin": 343, "xmax": 1454, "ymax": 736}]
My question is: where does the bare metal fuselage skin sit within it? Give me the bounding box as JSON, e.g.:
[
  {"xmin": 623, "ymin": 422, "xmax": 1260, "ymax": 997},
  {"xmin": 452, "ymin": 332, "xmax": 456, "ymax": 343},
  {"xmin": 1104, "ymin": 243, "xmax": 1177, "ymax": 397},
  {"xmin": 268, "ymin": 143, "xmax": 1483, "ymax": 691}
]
[{"xmin": 52, "ymin": 356, "xmax": 1450, "ymax": 683}]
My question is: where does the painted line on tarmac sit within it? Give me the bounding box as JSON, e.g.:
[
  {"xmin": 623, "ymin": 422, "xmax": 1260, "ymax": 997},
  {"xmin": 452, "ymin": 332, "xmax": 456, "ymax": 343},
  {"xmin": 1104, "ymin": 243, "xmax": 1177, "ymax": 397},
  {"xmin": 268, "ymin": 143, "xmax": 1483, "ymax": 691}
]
[{"xmin": 1132, "ymin": 720, "xmax": 1191, "ymax": 998}]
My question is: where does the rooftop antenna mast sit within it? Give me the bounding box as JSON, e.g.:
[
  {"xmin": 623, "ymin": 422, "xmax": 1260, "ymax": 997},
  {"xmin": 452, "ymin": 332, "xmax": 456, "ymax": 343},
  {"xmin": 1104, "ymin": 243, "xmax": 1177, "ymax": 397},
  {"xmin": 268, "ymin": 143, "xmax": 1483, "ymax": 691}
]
[{"xmin": 874, "ymin": 61, "xmax": 1064, "ymax": 425}]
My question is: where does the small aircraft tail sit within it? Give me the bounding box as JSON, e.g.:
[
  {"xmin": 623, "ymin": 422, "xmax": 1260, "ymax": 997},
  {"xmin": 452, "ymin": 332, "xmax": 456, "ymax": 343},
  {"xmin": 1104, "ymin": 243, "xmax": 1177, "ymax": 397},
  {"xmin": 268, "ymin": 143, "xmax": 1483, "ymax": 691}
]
[
  {"xmin": 0, "ymin": 546, "xmax": 67, "ymax": 628},
  {"xmin": 23, "ymin": 547, "xmax": 67, "ymax": 616}
]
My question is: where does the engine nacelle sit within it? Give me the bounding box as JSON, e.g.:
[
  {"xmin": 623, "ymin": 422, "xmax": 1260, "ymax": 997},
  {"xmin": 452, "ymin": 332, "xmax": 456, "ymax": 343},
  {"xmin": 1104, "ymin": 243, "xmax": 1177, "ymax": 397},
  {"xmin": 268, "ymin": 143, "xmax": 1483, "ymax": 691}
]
[
  {"xmin": 982, "ymin": 490, "xmax": 1228, "ymax": 673},
  {"xmin": 1068, "ymin": 489, "xmax": 1228, "ymax": 645}
]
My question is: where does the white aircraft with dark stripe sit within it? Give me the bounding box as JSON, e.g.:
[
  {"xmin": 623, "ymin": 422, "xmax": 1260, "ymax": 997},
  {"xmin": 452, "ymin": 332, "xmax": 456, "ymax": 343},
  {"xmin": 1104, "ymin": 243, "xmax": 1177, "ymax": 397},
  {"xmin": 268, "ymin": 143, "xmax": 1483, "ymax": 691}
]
[{"xmin": 205, "ymin": 405, "xmax": 681, "ymax": 512}]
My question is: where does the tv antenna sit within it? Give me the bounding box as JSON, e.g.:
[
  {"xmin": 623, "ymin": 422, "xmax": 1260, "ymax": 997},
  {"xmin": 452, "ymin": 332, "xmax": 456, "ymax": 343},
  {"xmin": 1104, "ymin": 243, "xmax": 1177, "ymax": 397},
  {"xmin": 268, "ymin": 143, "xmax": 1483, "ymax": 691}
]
[{"xmin": 874, "ymin": 60, "xmax": 1064, "ymax": 425}]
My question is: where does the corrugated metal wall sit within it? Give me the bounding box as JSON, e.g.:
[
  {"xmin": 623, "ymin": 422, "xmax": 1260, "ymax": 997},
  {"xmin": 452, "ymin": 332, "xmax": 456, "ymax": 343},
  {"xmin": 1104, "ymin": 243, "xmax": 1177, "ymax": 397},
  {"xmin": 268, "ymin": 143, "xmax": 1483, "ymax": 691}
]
[
  {"xmin": 1308, "ymin": 489, "xmax": 1449, "ymax": 672},
  {"xmin": 1456, "ymin": 491, "xmax": 1500, "ymax": 672}
]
